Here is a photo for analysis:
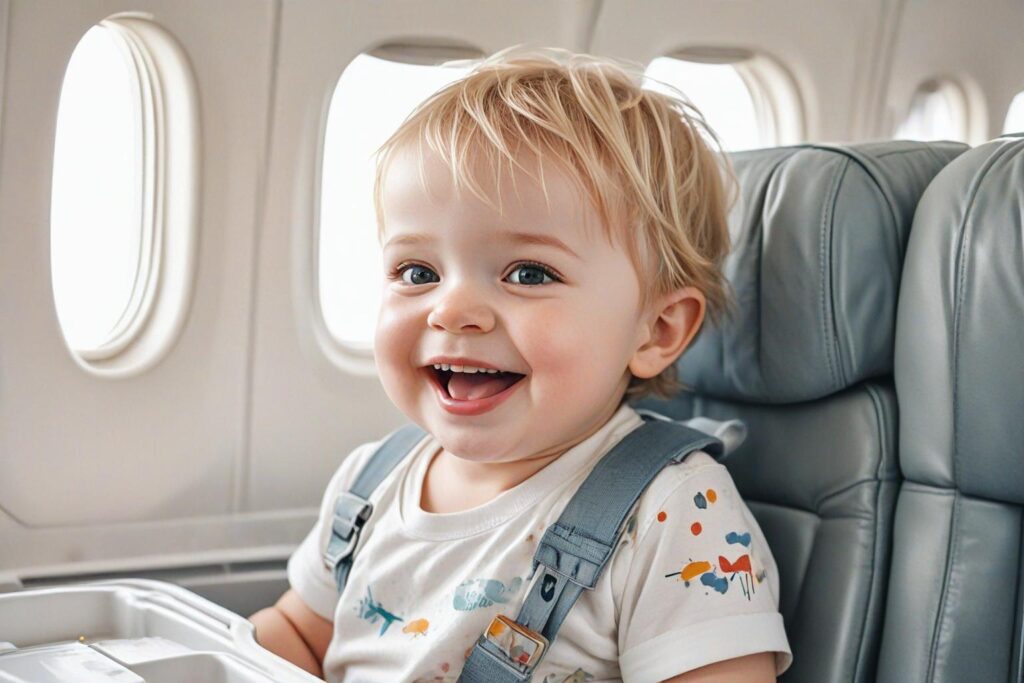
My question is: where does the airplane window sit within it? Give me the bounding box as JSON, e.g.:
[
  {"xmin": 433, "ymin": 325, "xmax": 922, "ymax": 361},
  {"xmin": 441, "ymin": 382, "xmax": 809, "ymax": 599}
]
[
  {"xmin": 894, "ymin": 79, "xmax": 968, "ymax": 142},
  {"xmin": 51, "ymin": 24, "xmax": 146, "ymax": 353},
  {"xmin": 319, "ymin": 53, "xmax": 474, "ymax": 350},
  {"xmin": 1003, "ymin": 91, "xmax": 1024, "ymax": 134},
  {"xmin": 644, "ymin": 56, "xmax": 765, "ymax": 152}
]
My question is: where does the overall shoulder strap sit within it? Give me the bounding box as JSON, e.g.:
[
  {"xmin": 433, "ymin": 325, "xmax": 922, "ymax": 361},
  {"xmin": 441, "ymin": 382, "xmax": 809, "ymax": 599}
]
[
  {"xmin": 458, "ymin": 417, "xmax": 723, "ymax": 682},
  {"xmin": 323, "ymin": 423, "xmax": 426, "ymax": 593}
]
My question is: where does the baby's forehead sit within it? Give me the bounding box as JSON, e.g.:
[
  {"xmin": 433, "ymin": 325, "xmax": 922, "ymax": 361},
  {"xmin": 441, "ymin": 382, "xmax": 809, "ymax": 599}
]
[{"xmin": 381, "ymin": 143, "xmax": 617, "ymax": 246}]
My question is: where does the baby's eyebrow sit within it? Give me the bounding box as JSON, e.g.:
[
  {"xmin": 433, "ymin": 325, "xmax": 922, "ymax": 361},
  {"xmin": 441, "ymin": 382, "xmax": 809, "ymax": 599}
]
[
  {"xmin": 499, "ymin": 231, "xmax": 581, "ymax": 260},
  {"xmin": 383, "ymin": 233, "xmax": 433, "ymax": 250},
  {"xmin": 383, "ymin": 231, "xmax": 581, "ymax": 261}
]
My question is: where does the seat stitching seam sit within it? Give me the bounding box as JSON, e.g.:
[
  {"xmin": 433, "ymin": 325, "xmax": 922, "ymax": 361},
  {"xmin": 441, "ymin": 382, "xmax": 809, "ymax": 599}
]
[
  {"xmin": 1011, "ymin": 518, "xmax": 1024, "ymax": 679},
  {"xmin": 866, "ymin": 383, "xmax": 894, "ymax": 482},
  {"xmin": 900, "ymin": 482, "xmax": 956, "ymax": 496},
  {"xmin": 926, "ymin": 492, "xmax": 960, "ymax": 682},
  {"xmin": 923, "ymin": 144, "xmax": 949, "ymax": 169},
  {"xmin": 820, "ymin": 158, "xmax": 847, "ymax": 390},
  {"xmin": 949, "ymin": 140, "xmax": 1016, "ymax": 488},
  {"xmin": 813, "ymin": 477, "xmax": 881, "ymax": 515},
  {"xmin": 850, "ymin": 382, "xmax": 891, "ymax": 681},
  {"xmin": 754, "ymin": 151, "xmax": 797, "ymax": 395}
]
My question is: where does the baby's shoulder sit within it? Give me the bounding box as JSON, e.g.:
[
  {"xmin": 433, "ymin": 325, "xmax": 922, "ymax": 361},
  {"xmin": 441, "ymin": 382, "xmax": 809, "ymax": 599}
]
[
  {"xmin": 637, "ymin": 448, "xmax": 729, "ymax": 501},
  {"xmin": 313, "ymin": 437, "xmax": 388, "ymax": 514},
  {"xmin": 624, "ymin": 450, "xmax": 741, "ymax": 545}
]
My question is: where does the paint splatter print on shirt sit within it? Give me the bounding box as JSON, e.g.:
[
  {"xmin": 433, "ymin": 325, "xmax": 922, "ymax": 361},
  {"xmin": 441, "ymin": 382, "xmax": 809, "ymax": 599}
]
[
  {"xmin": 357, "ymin": 584, "xmax": 405, "ymax": 635},
  {"xmin": 659, "ymin": 484, "xmax": 769, "ymax": 600},
  {"xmin": 453, "ymin": 575, "xmax": 523, "ymax": 611}
]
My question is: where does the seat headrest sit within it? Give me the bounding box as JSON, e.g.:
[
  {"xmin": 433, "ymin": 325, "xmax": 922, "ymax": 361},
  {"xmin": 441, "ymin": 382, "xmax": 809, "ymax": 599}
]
[
  {"xmin": 678, "ymin": 141, "xmax": 966, "ymax": 404},
  {"xmin": 895, "ymin": 134, "xmax": 1024, "ymax": 503}
]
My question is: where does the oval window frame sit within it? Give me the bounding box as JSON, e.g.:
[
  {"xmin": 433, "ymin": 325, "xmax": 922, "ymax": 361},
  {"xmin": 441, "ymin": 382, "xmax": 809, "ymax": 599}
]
[{"xmin": 51, "ymin": 15, "xmax": 200, "ymax": 377}]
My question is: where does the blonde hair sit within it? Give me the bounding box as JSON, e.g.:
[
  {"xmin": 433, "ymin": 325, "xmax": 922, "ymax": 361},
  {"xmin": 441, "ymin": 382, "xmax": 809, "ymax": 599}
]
[{"xmin": 373, "ymin": 47, "xmax": 736, "ymax": 401}]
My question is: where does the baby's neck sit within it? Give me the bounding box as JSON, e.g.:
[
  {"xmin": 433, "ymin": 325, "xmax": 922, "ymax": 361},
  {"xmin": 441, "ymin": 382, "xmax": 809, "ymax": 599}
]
[
  {"xmin": 419, "ymin": 446, "xmax": 563, "ymax": 514},
  {"xmin": 419, "ymin": 401, "xmax": 624, "ymax": 514}
]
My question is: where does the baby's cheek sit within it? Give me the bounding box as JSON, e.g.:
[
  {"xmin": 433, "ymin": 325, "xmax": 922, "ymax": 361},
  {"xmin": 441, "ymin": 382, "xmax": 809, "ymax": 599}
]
[
  {"xmin": 374, "ymin": 300, "xmax": 419, "ymax": 398},
  {"xmin": 520, "ymin": 307, "xmax": 619, "ymax": 387},
  {"xmin": 373, "ymin": 307, "xmax": 400, "ymax": 367}
]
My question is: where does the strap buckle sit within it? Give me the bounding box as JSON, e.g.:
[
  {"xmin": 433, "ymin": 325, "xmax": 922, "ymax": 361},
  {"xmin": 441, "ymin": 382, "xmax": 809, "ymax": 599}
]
[
  {"xmin": 483, "ymin": 614, "xmax": 549, "ymax": 669},
  {"xmin": 322, "ymin": 491, "xmax": 373, "ymax": 571}
]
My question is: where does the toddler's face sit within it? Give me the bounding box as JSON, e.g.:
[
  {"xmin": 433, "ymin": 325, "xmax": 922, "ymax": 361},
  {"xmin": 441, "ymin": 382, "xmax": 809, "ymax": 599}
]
[{"xmin": 375, "ymin": 147, "xmax": 649, "ymax": 463}]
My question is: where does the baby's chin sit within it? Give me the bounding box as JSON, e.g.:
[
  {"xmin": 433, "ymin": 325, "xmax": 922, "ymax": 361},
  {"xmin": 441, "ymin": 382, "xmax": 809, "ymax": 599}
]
[{"xmin": 429, "ymin": 424, "xmax": 526, "ymax": 463}]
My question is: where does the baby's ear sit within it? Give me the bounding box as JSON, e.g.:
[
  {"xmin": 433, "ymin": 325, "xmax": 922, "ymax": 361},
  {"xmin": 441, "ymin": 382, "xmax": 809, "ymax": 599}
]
[{"xmin": 628, "ymin": 287, "xmax": 705, "ymax": 379}]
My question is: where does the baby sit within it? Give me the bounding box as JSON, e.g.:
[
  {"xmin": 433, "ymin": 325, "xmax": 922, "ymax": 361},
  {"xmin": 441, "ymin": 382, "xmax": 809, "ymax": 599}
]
[{"xmin": 251, "ymin": 48, "xmax": 791, "ymax": 682}]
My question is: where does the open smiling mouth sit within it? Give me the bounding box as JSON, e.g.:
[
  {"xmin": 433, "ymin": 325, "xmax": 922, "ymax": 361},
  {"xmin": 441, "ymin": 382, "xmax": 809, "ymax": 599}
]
[
  {"xmin": 424, "ymin": 364, "xmax": 526, "ymax": 415},
  {"xmin": 428, "ymin": 365, "xmax": 526, "ymax": 400}
]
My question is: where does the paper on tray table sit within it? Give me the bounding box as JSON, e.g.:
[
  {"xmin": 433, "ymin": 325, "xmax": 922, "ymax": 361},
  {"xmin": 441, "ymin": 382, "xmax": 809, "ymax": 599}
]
[{"xmin": 0, "ymin": 642, "xmax": 144, "ymax": 682}]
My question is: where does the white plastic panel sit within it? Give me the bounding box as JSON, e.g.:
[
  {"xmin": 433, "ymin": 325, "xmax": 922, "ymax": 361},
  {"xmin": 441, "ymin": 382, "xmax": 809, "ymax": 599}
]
[
  {"xmin": 589, "ymin": 0, "xmax": 895, "ymax": 142},
  {"xmin": 885, "ymin": 0, "xmax": 1024, "ymax": 144},
  {"xmin": 0, "ymin": 580, "xmax": 317, "ymax": 681},
  {"xmin": 0, "ymin": 0, "xmax": 292, "ymax": 581}
]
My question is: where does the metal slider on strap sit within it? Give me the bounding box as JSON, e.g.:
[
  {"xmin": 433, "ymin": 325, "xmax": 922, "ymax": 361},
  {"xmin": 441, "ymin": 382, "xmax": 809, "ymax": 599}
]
[
  {"xmin": 483, "ymin": 614, "xmax": 549, "ymax": 669},
  {"xmin": 322, "ymin": 491, "xmax": 373, "ymax": 570}
]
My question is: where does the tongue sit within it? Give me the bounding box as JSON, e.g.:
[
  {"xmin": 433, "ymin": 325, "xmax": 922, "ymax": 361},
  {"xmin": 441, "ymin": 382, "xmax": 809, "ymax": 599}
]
[{"xmin": 448, "ymin": 372, "xmax": 521, "ymax": 401}]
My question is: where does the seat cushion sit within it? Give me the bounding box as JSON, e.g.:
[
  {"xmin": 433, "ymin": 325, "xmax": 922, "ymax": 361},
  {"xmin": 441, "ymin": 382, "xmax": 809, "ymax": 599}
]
[
  {"xmin": 680, "ymin": 141, "xmax": 966, "ymax": 404},
  {"xmin": 878, "ymin": 134, "xmax": 1024, "ymax": 683}
]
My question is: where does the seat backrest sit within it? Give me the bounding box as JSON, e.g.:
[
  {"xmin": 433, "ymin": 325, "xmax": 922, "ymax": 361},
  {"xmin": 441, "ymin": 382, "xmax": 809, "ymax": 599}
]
[
  {"xmin": 639, "ymin": 141, "xmax": 966, "ymax": 683},
  {"xmin": 876, "ymin": 134, "xmax": 1024, "ymax": 682}
]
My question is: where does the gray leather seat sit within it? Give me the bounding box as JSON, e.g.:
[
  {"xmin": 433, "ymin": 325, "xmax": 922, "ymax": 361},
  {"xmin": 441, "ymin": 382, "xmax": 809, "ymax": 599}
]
[
  {"xmin": 639, "ymin": 141, "xmax": 966, "ymax": 683},
  {"xmin": 876, "ymin": 134, "xmax": 1024, "ymax": 682}
]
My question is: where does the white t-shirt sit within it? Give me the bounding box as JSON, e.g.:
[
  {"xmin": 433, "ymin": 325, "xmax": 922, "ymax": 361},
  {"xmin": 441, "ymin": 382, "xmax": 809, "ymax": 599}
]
[{"xmin": 287, "ymin": 404, "xmax": 792, "ymax": 683}]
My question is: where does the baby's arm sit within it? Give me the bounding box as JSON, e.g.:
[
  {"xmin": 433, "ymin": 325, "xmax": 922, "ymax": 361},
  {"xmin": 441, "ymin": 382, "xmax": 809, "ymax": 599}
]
[
  {"xmin": 249, "ymin": 589, "xmax": 333, "ymax": 679},
  {"xmin": 661, "ymin": 652, "xmax": 776, "ymax": 682},
  {"xmin": 616, "ymin": 459, "xmax": 790, "ymax": 680}
]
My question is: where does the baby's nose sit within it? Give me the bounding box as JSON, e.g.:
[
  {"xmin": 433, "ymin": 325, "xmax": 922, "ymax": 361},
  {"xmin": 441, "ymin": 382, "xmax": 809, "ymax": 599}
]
[{"xmin": 427, "ymin": 286, "xmax": 495, "ymax": 334}]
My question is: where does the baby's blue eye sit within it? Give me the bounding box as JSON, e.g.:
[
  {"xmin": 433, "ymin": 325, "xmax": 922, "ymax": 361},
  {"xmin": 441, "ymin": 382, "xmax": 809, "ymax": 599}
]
[
  {"xmin": 394, "ymin": 262, "xmax": 557, "ymax": 286},
  {"xmin": 506, "ymin": 264, "xmax": 557, "ymax": 286},
  {"xmin": 400, "ymin": 265, "xmax": 439, "ymax": 285}
]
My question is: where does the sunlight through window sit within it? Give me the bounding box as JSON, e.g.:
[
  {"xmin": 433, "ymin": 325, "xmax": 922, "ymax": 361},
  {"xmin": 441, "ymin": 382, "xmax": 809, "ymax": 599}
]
[
  {"xmin": 895, "ymin": 79, "xmax": 968, "ymax": 142},
  {"xmin": 51, "ymin": 25, "xmax": 144, "ymax": 352},
  {"xmin": 1003, "ymin": 91, "xmax": 1024, "ymax": 134},
  {"xmin": 644, "ymin": 56, "xmax": 765, "ymax": 152}
]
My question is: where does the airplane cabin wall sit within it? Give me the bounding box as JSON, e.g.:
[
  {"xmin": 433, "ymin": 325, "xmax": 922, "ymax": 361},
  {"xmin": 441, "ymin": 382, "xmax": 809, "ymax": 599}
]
[
  {"xmin": 590, "ymin": 0, "xmax": 899, "ymax": 144},
  {"xmin": 0, "ymin": 0, "xmax": 286, "ymax": 587},
  {"xmin": 884, "ymin": 0, "xmax": 1024, "ymax": 145},
  {"xmin": 0, "ymin": 0, "xmax": 1021, "ymax": 596}
]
